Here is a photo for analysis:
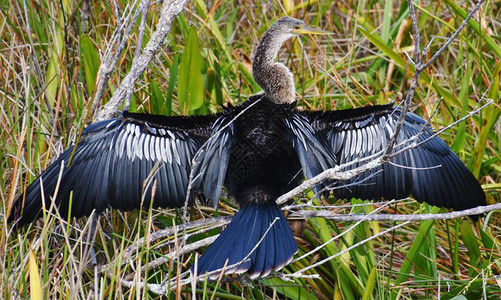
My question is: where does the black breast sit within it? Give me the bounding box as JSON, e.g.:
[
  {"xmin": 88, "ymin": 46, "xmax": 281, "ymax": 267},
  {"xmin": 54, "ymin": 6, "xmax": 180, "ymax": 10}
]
[{"xmin": 225, "ymin": 98, "xmax": 302, "ymax": 207}]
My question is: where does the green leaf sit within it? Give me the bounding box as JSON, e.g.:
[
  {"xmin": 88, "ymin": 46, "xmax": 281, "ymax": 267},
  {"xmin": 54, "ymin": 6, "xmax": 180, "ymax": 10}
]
[
  {"xmin": 149, "ymin": 80, "xmax": 164, "ymax": 115},
  {"xmin": 29, "ymin": 251, "xmax": 42, "ymax": 300},
  {"xmin": 479, "ymin": 228, "xmax": 495, "ymax": 251},
  {"xmin": 361, "ymin": 267, "xmax": 377, "ymax": 300},
  {"xmin": 264, "ymin": 278, "xmax": 319, "ymax": 300},
  {"xmin": 451, "ymin": 51, "xmax": 472, "ymax": 153},
  {"xmin": 206, "ymin": 67, "xmax": 224, "ymax": 106},
  {"xmin": 45, "ymin": 32, "xmax": 64, "ymax": 108},
  {"xmin": 165, "ymin": 54, "xmax": 179, "ymax": 116},
  {"xmin": 81, "ymin": 34, "xmax": 100, "ymax": 95},
  {"xmin": 129, "ymin": 94, "xmax": 138, "ymax": 112},
  {"xmin": 468, "ymin": 61, "xmax": 501, "ymax": 176},
  {"xmin": 178, "ymin": 27, "xmax": 204, "ymax": 114},
  {"xmin": 460, "ymin": 220, "xmax": 481, "ymax": 277},
  {"xmin": 308, "ymin": 207, "xmax": 364, "ymax": 298}
]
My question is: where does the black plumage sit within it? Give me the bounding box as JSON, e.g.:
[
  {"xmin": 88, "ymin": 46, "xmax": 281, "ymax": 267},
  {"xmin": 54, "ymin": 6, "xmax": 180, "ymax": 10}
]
[
  {"xmin": 10, "ymin": 17, "xmax": 486, "ymax": 279},
  {"xmin": 302, "ymin": 105, "xmax": 485, "ymax": 210}
]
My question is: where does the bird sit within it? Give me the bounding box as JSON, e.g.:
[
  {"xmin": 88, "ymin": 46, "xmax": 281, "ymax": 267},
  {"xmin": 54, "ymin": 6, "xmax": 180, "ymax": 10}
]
[{"xmin": 9, "ymin": 17, "xmax": 486, "ymax": 279}]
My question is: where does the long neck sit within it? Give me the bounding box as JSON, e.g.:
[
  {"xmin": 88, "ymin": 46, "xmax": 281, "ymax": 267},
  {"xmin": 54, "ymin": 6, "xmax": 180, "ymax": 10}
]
[
  {"xmin": 253, "ymin": 28, "xmax": 292, "ymax": 68},
  {"xmin": 252, "ymin": 28, "xmax": 296, "ymax": 104}
]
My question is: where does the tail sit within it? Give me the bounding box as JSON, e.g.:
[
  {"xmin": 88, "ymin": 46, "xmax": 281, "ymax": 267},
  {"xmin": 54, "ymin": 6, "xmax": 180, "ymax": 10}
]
[{"xmin": 192, "ymin": 202, "xmax": 297, "ymax": 279}]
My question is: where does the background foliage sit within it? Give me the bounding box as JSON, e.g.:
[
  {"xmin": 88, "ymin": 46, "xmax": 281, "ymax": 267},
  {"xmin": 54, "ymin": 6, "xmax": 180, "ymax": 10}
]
[{"xmin": 1, "ymin": 0, "xmax": 500, "ymax": 299}]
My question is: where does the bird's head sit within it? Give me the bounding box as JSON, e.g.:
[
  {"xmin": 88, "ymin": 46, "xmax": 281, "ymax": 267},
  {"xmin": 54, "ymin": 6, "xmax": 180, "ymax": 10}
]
[
  {"xmin": 258, "ymin": 17, "xmax": 333, "ymax": 53},
  {"xmin": 273, "ymin": 17, "xmax": 332, "ymax": 38}
]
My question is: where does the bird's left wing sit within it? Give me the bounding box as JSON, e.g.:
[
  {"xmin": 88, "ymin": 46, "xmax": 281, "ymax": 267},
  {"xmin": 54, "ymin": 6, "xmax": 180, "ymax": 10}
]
[
  {"xmin": 296, "ymin": 104, "xmax": 486, "ymax": 210},
  {"xmin": 10, "ymin": 111, "xmax": 234, "ymax": 227}
]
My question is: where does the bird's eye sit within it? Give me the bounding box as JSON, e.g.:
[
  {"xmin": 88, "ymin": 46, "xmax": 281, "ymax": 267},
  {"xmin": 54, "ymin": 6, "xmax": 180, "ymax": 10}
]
[{"xmin": 294, "ymin": 25, "xmax": 301, "ymax": 30}]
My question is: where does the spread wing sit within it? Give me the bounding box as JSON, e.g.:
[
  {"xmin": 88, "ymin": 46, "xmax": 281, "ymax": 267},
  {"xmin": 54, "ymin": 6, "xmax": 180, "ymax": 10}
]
[
  {"xmin": 11, "ymin": 111, "xmax": 234, "ymax": 227},
  {"xmin": 296, "ymin": 104, "xmax": 486, "ymax": 210}
]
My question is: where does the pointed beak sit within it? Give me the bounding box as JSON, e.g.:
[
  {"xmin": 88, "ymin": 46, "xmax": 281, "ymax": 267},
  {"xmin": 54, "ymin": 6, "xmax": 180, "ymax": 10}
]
[{"xmin": 292, "ymin": 25, "xmax": 333, "ymax": 35}]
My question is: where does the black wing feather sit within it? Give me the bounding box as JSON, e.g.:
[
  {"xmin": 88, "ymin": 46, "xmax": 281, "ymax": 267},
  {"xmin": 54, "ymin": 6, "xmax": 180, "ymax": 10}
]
[
  {"xmin": 10, "ymin": 112, "xmax": 234, "ymax": 227},
  {"xmin": 299, "ymin": 105, "xmax": 486, "ymax": 210},
  {"xmin": 284, "ymin": 114, "xmax": 335, "ymax": 196},
  {"xmin": 190, "ymin": 116, "xmax": 235, "ymax": 208}
]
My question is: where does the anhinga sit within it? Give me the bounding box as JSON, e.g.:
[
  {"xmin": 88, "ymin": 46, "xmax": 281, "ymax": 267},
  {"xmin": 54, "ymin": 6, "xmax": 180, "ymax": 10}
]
[{"xmin": 10, "ymin": 17, "xmax": 486, "ymax": 279}]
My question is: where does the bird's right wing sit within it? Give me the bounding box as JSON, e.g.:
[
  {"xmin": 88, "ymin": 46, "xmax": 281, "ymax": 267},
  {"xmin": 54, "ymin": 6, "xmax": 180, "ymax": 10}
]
[{"xmin": 10, "ymin": 111, "xmax": 234, "ymax": 227}]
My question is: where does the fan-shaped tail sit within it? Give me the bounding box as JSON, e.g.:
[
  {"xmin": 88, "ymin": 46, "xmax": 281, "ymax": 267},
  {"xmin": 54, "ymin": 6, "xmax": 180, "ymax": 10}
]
[{"xmin": 192, "ymin": 202, "xmax": 297, "ymax": 279}]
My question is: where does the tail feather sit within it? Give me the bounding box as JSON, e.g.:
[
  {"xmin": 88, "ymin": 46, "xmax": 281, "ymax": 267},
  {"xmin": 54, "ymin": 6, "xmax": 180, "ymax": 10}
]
[
  {"xmin": 193, "ymin": 202, "xmax": 297, "ymax": 279},
  {"xmin": 248, "ymin": 207, "xmax": 271, "ymax": 278}
]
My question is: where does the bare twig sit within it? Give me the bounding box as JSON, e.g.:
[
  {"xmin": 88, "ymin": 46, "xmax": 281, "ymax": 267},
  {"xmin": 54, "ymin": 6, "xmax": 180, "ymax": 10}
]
[
  {"xmin": 112, "ymin": 217, "xmax": 284, "ymax": 294},
  {"xmin": 384, "ymin": 0, "xmax": 485, "ymax": 160},
  {"xmin": 93, "ymin": 0, "xmax": 189, "ymax": 121},
  {"xmin": 287, "ymin": 202, "xmax": 501, "ymax": 221},
  {"xmin": 389, "ymin": 98, "xmax": 493, "ymax": 158},
  {"xmin": 135, "ymin": 0, "xmax": 151, "ymax": 59},
  {"xmin": 277, "ymin": 156, "xmax": 385, "ymax": 205},
  {"xmin": 116, "ymin": 200, "xmax": 500, "ymax": 293},
  {"xmin": 90, "ymin": 0, "xmax": 143, "ymax": 117},
  {"xmin": 381, "ymin": 0, "xmax": 422, "ymax": 161},
  {"xmin": 276, "ymin": 95, "xmax": 493, "ymax": 205}
]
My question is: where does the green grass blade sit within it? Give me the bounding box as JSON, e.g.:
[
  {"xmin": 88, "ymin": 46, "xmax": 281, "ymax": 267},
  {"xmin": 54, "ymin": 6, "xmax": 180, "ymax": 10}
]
[
  {"xmin": 264, "ymin": 278, "xmax": 319, "ymax": 300},
  {"xmin": 361, "ymin": 266, "xmax": 377, "ymax": 300},
  {"xmin": 468, "ymin": 61, "xmax": 501, "ymax": 176},
  {"xmin": 165, "ymin": 54, "xmax": 179, "ymax": 116},
  {"xmin": 28, "ymin": 251, "xmax": 42, "ymax": 300},
  {"xmin": 80, "ymin": 34, "xmax": 100, "ymax": 95},
  {"xmin": 460, "ymin": 220, "xmax": 481, "ymax": 277},
  {"xmin": 149, "ymin": 80, "xmax": 164, "ymax": 115},
  {"xmin": 451, "ymin": 51, "xmax": 472, "ymax": 153},
  {"xmin": 178, "ymin": 27, "xmax": 204, "ymax": 114}
]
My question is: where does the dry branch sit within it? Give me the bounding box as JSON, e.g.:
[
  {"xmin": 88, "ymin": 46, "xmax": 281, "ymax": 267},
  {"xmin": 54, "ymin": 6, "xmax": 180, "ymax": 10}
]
[
  {"xmin": 287, "ymin": 202, "xmax": 501, "ymax": 221},
  {"xmin": 92, "ymin": 0, "xmax": 189, "ymax": 121},
  {"xmin": 90, "ymin": 0, "xmax": 143, "ymax": 118}
]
